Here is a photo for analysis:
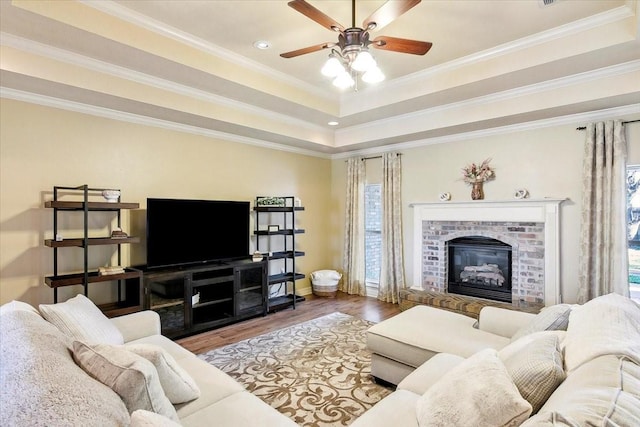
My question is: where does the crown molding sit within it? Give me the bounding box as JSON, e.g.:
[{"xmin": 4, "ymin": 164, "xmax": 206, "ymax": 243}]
[
  {"xmin": 336, "ymin": 59, "xmax": 640, "ymax": 137},
  {"xmin": 0, "ymin": 87, "xmax": 332, "ymax": 159},
  {"xmin": 330, "ymin": 103, "xmax": 640, "ymax": 159},
  {"xmin": 79, "ymin": 0, "xmax": 332, "ymax": 102},
  {"xmin": 2, "ymin": 86, "xmax": 637, "ymax": 161},
  {"xmin": 0, "ymin": 32, "xmax": 329, "ymax": 135}
]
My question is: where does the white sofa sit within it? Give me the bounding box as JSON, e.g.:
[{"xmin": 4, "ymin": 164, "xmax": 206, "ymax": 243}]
[
  {"xmin": 0, "ymin": 296, "xmax": 297, "ymax": 427},
  {"xmin": 353, "ymin": 293, "xmax": 640, "ymax": 426}
]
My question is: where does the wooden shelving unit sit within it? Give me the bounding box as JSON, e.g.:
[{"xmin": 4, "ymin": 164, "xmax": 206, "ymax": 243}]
[{"xmin": 43, "ymin": 185, "xmax": 142, "ymax": 317}]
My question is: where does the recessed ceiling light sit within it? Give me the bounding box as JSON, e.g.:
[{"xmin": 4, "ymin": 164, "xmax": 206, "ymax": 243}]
[
  {"xmin": 253, "ymin": 40, "xmax": 271, "ymax": 50},
  {"xmin": 328, "ymin": 121, "xmax": 339, "ymax": 126}
]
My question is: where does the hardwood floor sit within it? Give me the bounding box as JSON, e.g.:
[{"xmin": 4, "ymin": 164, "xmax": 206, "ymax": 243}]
[{"xmin": 176, "ymin": 292, "xmax": 402, "ymax": 354}]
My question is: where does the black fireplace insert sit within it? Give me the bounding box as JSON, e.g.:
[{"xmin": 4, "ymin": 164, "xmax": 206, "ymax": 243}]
[{"xmin": 447, "ymin": 236, "xmax": 512, "ymax": 303}]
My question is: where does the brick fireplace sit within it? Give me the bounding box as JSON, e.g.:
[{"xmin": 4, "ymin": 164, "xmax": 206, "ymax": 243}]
[{"xmin": 410, "ymin": 199, "xmax": 565, "ymax": 307}]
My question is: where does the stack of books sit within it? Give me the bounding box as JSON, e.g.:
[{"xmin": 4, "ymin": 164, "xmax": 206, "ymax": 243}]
[
  {"xmin": 110, "ymin": 228, "xmax": 128, "ymax": 239},
  {"xmin": 98, "ymin": 266, "xmax": 125, "ymax": 276}
]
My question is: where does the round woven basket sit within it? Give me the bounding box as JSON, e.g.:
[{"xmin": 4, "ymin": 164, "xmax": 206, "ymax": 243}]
[{"xmin": 312, "ymin": 282, "xmax": 338, "ymax": 298}]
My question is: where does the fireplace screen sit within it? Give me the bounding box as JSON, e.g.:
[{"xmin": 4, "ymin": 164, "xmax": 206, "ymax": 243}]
[{"xmin": 447, "ymin": 236, "xmax": 512, "ymax": 302}]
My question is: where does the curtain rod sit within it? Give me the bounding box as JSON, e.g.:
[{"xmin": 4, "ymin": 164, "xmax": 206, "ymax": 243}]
[
  {"xmin": 363, "ymin": 153, "xmax": 403, "ymax": 161},
  {"xmin": 343, "ymin": 154, "xmax": 403, "ymax": 162},
  {"xmin": 576, "ymin": 119, "xmax": 640, "ymax": 131}
]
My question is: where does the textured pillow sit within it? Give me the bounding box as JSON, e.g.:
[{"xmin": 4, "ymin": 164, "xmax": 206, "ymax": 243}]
[
  {"xmin": 126, "ymin": 343, "xmax": 200, "ymax": 404},
  {"xmin": 39, "ymin": 294, "xmax": 124, "ymax": 345},
  {"xmin": 510, "ymin": 304, "xmax": 573, "ymax": 342},
  {"xmin": 499, "ymin": 332, "xmax": 566, "ymax": 414},
  {"xmin": 0, "ymin": 300, "xmax": 40, "ymax": 316},
  {"xmin": 563, "ymin": 293, "xmax": 640, "ymax": 371},
  {"xmin": 72, "ymin": 341, "xmax": 179, "ymax": 421},
  {"xmin": 0, "ymin": 310, "xmax": 130, "ymax": 427},
  {"xmin": 131, "ymin": 410, "xmax": 182, "ymax": 427},
  {"xmin": 416, "ymin": 348, "xmax": 532, "ymax": 427}
]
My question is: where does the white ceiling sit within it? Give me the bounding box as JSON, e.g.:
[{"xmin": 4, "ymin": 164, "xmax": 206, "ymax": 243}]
[{"xmin": 1, "ymin": 0, "xmax": 639, "ymax": 156}]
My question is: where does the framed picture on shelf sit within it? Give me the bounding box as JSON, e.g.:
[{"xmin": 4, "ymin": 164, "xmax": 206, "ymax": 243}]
[
  {"xmin": 267, "ymin": 225, "xmax": 280, "ymax": 232},
  {"xmin": 257, "ymin": 196, "xmax": 285, "ymax": 207}
]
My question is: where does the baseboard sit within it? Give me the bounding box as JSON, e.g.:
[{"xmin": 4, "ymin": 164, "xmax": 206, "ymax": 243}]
[{"xmin": 297, "ymin": 285, "xmax": 312, "ymax": 296}]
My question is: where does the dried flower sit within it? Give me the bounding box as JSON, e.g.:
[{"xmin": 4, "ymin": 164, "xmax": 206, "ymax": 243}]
[{"xmin": 462, "ymin": 158, "xmax": 495, "ymax": 184}]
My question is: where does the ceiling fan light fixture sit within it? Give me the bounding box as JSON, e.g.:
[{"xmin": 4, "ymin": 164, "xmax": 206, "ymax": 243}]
[
  {"xmin": 351, "ymin": 50, "xmax": 376, "ymax": 72},
  {"xmin": 321, "ymin": 55, "xmax": 345, "ymax": 77},
  {"xmin": 362, "ymin": 65, "xmax": 385, "ymax": 84},
  {"xmin": 333, "ymin": 70, "xmax": 355, "ymax": 89}
]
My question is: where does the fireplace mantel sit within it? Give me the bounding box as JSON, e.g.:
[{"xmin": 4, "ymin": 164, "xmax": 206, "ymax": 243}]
[{"xmin": 410, "ymin": 198, "xmax": 567, "ymax": 306}]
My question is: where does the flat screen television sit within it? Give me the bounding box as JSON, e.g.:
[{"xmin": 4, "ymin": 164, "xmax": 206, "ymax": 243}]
[{"xmin": 146, "ymin": 198, "xmax": 250, "ymax": 269}]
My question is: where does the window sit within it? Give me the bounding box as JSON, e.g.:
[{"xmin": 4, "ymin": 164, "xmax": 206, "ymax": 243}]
[
  {"xmin": 365, "ymin": 184, "xmax": 382, "ymax": 285},
  {"xmin": 628, "ymin": 165, "xmax": 640, "ymax": 301}
]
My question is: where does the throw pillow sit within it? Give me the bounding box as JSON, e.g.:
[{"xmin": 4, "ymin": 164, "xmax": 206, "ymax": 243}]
[
  {"xmin": 126, "ymin": 343, "xmax": 200, "ymax": 404},
  {"xmin": 510, "ymin": 304, "xmax": 573, "ymax": 342},
  {"xmin": 131, "ymin": 410, "xmax": 182, "ymax": 427},
  {"xmin": 39, "ymin": 294, "xmax": 124, "ymax": 345},
  {"xmin": 415, "ymin": 348, "xmax": 532, "ymax": 427},
  {"xmin": 563, "ymin": 293, "xmax": 640, "ymax": 371},
  {"xmin": 0, "ymin": 300, "xmax": 40, "ymax": 316},
  {"xmin": 72, "ymin": 341, "xmax": 179, "ymax": 421},
  {"xmin": 498, "ymin": 332, "xmax": 566, "ymax": 414}
]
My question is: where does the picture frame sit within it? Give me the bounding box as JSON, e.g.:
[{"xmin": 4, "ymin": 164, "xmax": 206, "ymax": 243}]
[
  {"xmin": 267, "ymin": 224, "xmax": 280, "ymax": 232},
  {"xmin": 257, "ymin": 196, "xmax": 285, "ymax": 207}
]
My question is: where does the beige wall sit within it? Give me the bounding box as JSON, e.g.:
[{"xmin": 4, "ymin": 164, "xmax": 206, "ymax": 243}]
[
  {"xmin": 2, "ymin": 97, "xmax": 638, "ymax": 307},
  {"xmin": 331, "ymin": 120, "xmax": 640, "ymax": 304},
  {"xmin": 0, "ymin": 98, "xmax": 332, "ymax": 306}
]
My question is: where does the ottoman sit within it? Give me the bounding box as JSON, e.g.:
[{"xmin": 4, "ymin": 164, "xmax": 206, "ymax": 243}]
[{"xmin": 366, "ymin": 305, "xmax": 529, "ymax": 385}]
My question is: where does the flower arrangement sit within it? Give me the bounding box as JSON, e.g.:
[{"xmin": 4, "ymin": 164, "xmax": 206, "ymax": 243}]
[{"xmin": 462, "ymin": 158, "xmax": 495, "ymax": 184}]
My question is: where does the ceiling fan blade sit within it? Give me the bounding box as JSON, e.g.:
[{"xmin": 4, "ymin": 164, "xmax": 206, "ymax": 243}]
[
  {"xmin": 371, "ymin": 36, "xmax": 432, "ymax": 55},
  {"xmin": 280, "ymin": 42, "xmax": 336, "ymax": 58},
  {"xmin": 363, "ymin": 0, "xmax": 421, "ymax": 31},
  {"xmin": 288, "ymin": 0, "xmax": 345, "ymax": 32}
]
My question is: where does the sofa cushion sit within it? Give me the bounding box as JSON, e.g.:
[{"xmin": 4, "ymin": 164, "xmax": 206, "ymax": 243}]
[
  {"xmin": 126, "ymin": 343, "xmax": 201, "ymax": 404},
  {"xmin": 131, "ymin": 410, "xmax": 182, "ymax": 427},
  {"xmin": 72, "ymin": 341, "xmax": 179, "ymax": 421},
  {"xmin": 180, "ymin": 389, "xmax": 299, "ymax": 427},
  {"xmin": 510, "ymin": 304, "xmax": 572, "ymax": 342},
  {"xmin": 0, "ymin": 309, "xmax": 130, "ymax": 426},
  {"xmin": 39, "ymin": 294, "xmax": 124, "ymax": 345},
  {"xmin": 397, "ymin": 353, "xmax": 465, "ymax": 395},
  {"xmin": 349, "ymin": 389, "xmax": 420, "ymax": 427},
  {"xmin": 563, "ymin": 293, "xmax": 640, "ymax": 372},
  {"xmin": 129, "ymin": 334, "xmax": 197, "ymax": 362},
  {"xmin": 175, "ymin": 355, "xmax": 246, "ymax": 419},
  {"xmin": 415, "ymin": 348, "xmax": 532, "ymax": 427},
  {"xmin": 499, "ymin": 331, "xmax": 566, "ymax": 414},
  {"xmin": 523, "ymin": 355, "xmax": 640, "ymax": 426}
]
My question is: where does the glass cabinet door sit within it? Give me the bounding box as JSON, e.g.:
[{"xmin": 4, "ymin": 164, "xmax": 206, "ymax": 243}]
[{"xmin": 235, "ymin": 263, "xmax": 267, "ymax": 315}]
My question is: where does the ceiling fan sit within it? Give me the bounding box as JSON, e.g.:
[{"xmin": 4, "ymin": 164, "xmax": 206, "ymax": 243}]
[{"xmin": 281, "ymin": 0, "xmax": 432, "ymax": 59}]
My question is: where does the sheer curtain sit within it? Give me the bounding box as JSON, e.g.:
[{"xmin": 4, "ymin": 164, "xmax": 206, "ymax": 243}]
[
  {"xmin": 341, "ymin": 157, "xmax": 366, "ymax": 296},
  {"xmin": 378, "ymin": 152, "xmax": 405, "ymax": 303},
  {"xmin": 577, "ymin": 120, "xmax": 629, "ymax": 303}
]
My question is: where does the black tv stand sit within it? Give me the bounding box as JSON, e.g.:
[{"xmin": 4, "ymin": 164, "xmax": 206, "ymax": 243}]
[{"xmin": 138, "ymin": 258, "xmax": 268, "ymax": 338}]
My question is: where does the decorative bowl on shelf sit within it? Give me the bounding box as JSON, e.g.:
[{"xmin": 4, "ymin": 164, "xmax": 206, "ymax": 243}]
[{"xmin": 102, "ymin": 190, "xmax": 121, "ymax": 202}]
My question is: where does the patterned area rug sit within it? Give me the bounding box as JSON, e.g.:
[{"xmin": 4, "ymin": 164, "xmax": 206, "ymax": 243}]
[{"xmin": 198, "ymin": 312, "xmax": 392, "ymax": 427}]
